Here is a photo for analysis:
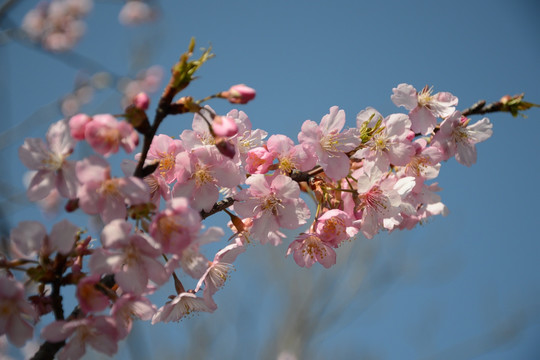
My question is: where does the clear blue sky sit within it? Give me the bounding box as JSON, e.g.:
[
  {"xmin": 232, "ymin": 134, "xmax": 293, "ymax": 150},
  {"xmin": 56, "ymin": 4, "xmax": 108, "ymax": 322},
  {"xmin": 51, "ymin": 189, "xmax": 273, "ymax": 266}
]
[{"xmin": 2, "ymin": 0, "xmax": 540, "ymax": 359}]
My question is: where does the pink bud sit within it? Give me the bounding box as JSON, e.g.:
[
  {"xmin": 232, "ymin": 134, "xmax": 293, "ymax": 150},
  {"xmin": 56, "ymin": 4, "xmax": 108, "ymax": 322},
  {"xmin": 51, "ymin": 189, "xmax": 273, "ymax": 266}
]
[
  {"xmin": 133, "ymin": 92, "xmax": 150, "ymax": 110},
  {"xmin": 69, "ymin": 113, "xmax": 92, "ymax": 140},
  {"xmin": 212, "ymin": 115, "xmax": 238, "ymax": 137},
  {"xmin": 225, "ymin": 84, "xmax": 256, "ymax": 104}
]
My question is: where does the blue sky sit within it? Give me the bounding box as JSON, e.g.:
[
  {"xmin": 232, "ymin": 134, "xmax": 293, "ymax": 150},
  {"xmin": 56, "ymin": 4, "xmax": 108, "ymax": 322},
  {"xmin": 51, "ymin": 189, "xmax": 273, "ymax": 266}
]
[{"xmin": 2, "ymin": 0, "xmax": 540, "ymax": 359}]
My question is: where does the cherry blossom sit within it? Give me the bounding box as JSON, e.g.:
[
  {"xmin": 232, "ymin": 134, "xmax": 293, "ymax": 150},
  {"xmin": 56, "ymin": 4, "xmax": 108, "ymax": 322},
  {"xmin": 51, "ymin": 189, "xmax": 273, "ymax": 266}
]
[
  {"xmin": 143, "ymin": 134, "xmax": 184, "ymax": 183},
  {"xmin": 19, "ymin": 119, "xmax": 78, "ymax": 201},
  {"xmin": 401, "ymin": 138, "xmax": 443, "ymax": 180},
  {"xmin": 228, "ymin": 109, "xmax": 268, "ymax": 165},
  {"xmin": 399, "ymin": 182, "xmax": 449, "ymax": 230},
  {"xmin": 180, "ymin": 108, "xmax": 217, "ymax": 150},
  {"xmin": 76, "ymin": 274, "xmax": 110, "ymax": 314},
  {"xmin": 172, "ymin": 146, "xmax": 243, "ymax": 211},
  {"xmin": 315, "ymin": 209, "xmax": 358, "ymax": 247},
  {"xmin": 121, "ymin": 159, "xmax": 170, "ymax": 207},
  {"xmin": 41, "ymin": 316, "xmax": 120, "ymax": 360},
  {"xmin": 354, "ymin": 108, "xmax": 415, "ymax": 170},
  {"xmin": 298, "ymin": 106, "xmax": 360, "ymax": 180},
  {"xmin": 84, "ymin": 114, "xmax": 139, "ymax": 157},
  {"xmin": 76, "ymin": 155, "xmax": 150, "ymax": 223},
  {"xmin": 0, "ymin": 277, "xmax": 38, "ymax": 347},
  {"xmin": 21, "ymin": 0, "xmax": 93, "ymax": 52},
  {"xmin": 287, "ymin": 233, "xmax": 336, "ymax": 269},
  {"xmin": 10, "ymin": 219, "xmax": 79, "ymax": 258},
  {"xmin": 149, "ymin": 197, "xmax": 203, "ymax": 256},
  {"xmin": 267, "ymin": 134, "xmax": 317, "ymax": 174},
  {"xmin": 89, "ymin": 219, "xmax": 168, "ymax": 294},
  {"xmin": 245, "ymin": 147, "xmax": 275, "ymax": 174},
  {"xmin": 391, "ymin": 83, "xmax": 458, "ymax": 135},
  {"xmin": 119, "ymin": 1, "xmax": 155, "ymax": 26},
  {"xmin": 151, "ymin": 291, "xmax": 216, "ymax": 324},
  {"xmin": 110, "ymin": 294, "xmax": 156, "ymax": 339},
  {"xmin": 68, "ymin": 113, "xmax": 92, "ymax": 140},
  {"xmin": 195, "ymin": 243, "xmax": 245, "ymax": 299},
  {"xmin": 234, "ymin": 174, "xmax": 310, "ymax": 245},
  {"xmin": 212, "ymin": 115, "xmax": 238, "ymax": 137},
  {"xmin": 179, "ymin": 227, "xmax": 224, "ymax": 279},
  {"xmin": 431, "ymin": 111, "xmax": 493, "ymax": 166},
  {"xmin": 349, "ymin": 167, "xmax": 415, "ymax": 239}
]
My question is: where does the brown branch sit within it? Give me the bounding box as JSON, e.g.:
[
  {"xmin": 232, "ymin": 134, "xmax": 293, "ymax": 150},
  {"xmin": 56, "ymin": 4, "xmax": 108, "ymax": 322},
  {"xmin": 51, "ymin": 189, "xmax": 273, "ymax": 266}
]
[
  {"xmin": 461, "ymin": 99, "xmax": 503, "ymax": 117},
  {"xmin": 461, "ymin": 94, "xmax": 538, "ymax": 117},
  {"xmin": 30, "ymin": 340, "xmax": 66, "ymax": 360},
  {"xmin": 200, "ymin": 197, "xmax": 235, "ymax": 220}
]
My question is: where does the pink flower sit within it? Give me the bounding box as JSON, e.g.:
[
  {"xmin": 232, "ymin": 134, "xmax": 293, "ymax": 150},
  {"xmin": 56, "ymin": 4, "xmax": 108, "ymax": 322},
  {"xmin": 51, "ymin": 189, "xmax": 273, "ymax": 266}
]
[
  {"xmin": 0, "ymin": 277, "xmax": 38, "ymax": 347},
  {"xmin": 149, "ymin": 197, "xmax": 203, "ymax": 256},
  {"xmin": 180, "ymin": 106, "xmax": 217, "ymax": 150},
  {"xmin": 10, "ymin": 219, "xmax": 79, "ymax": 258},
  {"xmin": 315, "ymin": 209, "xmax": 357, "ymax": 247},
  {"xmin": 76, "ymin": 155, "xmax": 150, "ymax": 223},
  {"xmin": 195, "ymin": 243, "xmax": 245, "ymax": 300},
  {"xmin": 212, "ymin": 115, "xmax": 238, "ymax": 137},
  {"xmin": 69, "ymin": 113, "xmax": 92, "ymax": 140},
  {"xmin": 298, "ymin": 106, "xmax": 360, "ymax": 180},
  {"xmin": 151, "ymin": 291, "xmax": 216, "ymax": 324},
  {"xmin": 76, "ymin": 275, "xmax": 110, "ymax": 314},
  {"xmin": 354, "ymin": 108, "xmax": 415, "ymax": 170},
  {"xmin": 133, "ymin": 92, "xmax": 150, "ymax": 110},
  {"xmin": 19, "ymin": 119, "xmax": 78, "ymax": 201},
  {"xmin": 41, "ymin": 316, "xmax": 120, "ymax": 359},
  {"xmin": 143, "ymin": 134, "xmax": 185, "ymax": 183},
  {"xmin": 431, "ymin": 111, "xmax": 493, "ymax": 167},
  {"xmin": 267, "ymin": 134, "xmax": 317, "ymax": 173},
  {"xmin": 234, "ymin": 174, "xmax": 310, "ymax": 245},
  {"xmin": 111, "ymin": 294, "xmax": 156, "ymax": 339},
  {"xmin": 227, "ymin": 109, "xmax": 268, "ymax": 165},
  {"xmin": 119, "ymin": 1, "xmax": 155, "ymax": 26},
  {"xmin": 399, "ymin": 182, "xmax": 449, "ymax": 230},
  {"xmin": 84, "ymin": 114, "xmax": 138, "ymax": 157},
  {"xmin": 397, "ymin": 138, "xmax": 441, "ymax": 180},
  {"xmin": 286, "ymin": 233, "xmax": 336, "ymax": 268},
  {"xmin": 351, "ymin": 167, "xmax": 415, "ymax": 239},
  {"xmin": 391, "ymin": 83, "xmax": 458, "ymax": 135},
  {"xmin": 172, "ymin": 146, "xmax": 244, "ymax": 211},
  {"xmin": 224, "ymin": 84, "xmax": 256, "ymax": 104},
  {"xmin": 21, "ymin": 0, "xmax": 92, "ymax": 52},
  {"xmin": 121, "ymin": 159, "xmax": 170, "ymax": 207},
  {"xmin": 89, "ymin": 219, "xmax": 168, "ymax": 294},
  {"xmin": 180, "ymin": 227, "xmax": 224, "ymax": 279},
  {"xmin": 245, "ymin": 147, "xmax": 275, "ymax": 174}
]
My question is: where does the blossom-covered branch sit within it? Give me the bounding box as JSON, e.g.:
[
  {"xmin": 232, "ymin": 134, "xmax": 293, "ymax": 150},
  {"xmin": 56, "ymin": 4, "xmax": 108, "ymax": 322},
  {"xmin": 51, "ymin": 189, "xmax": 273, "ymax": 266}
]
[{"xmin": 1, "ymin": 5, "xmax": 539, "ymax": 359}]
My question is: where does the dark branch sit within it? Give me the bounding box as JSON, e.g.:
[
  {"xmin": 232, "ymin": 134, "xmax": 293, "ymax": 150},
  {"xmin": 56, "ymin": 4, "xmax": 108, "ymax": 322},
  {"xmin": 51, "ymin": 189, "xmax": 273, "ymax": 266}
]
[
  {"xmin": 200, "ymin": 197, "xmax": 235, "ymax": 219},
  {"xmin": 461, "ymin": 99, "xmax": 503, "ymax": 117}
]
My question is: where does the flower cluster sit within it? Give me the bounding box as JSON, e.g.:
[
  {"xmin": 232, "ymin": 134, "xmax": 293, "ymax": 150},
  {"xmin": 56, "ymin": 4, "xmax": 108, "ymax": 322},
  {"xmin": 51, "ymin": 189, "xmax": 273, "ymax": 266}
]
[
  {"xmin": 21, "ymin": 0, "xmax": 93, "ymax": 51},
  {"xmin": 21, "ymin": 0, "xmax": 157, "ymax": 51},
  {"xmin": 2, "ymin": 41, "xmax": 499, "ymax": 359}
]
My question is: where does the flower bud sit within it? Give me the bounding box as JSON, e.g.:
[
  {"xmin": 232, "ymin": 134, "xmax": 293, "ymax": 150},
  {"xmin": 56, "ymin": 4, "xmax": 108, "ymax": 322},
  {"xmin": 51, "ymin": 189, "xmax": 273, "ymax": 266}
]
[
  {"xmin": 65, "ymin": 198, "xmax": 79, "ymax": 212},
  {"xmin": 69, "ymin": 113, "xmax": 92, "ymax": 140},
  {"xmin": 133, "ymin": 92, "xmax": 150, "ymax": 110},
  {"xmin": 224, "ymin": 84, "xmax": 256, "ymax": 104},
  {"xmin": 212, "ymin": 115, "xmax": 238, "ymax": 137}
]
